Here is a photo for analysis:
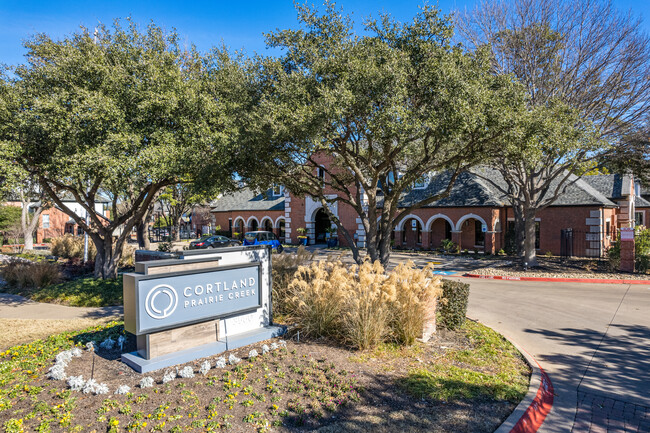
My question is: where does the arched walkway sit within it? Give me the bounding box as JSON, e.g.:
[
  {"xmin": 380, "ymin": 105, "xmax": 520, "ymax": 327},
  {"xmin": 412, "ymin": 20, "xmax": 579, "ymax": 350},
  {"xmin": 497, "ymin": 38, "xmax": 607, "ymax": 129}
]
[
  {"xmin": 246, "ymin": 216, "xmax": 259, "ymax": 232},
  {"xmin": 401, "ymin": 217, "xmax": 423, "ymax": 249},
  {"xmin": 428, "ymin": 218, "xmax": 453, "ymax": 249},
  {"xmin": 233, "ymin": 217, "xmax": 245, "ymax": 239},
  {"xmin": 275, "ymin": 217, "xmax": 286, "ymax": 242},
  {"xmin": 313, "ymin": 208, "xmax": 331, "ymax": 244},
  {"xmin": 458, "ymin": 216, "xmax": 486, "ymax": 251},
  {"xmin": 261, "ymin": 217, "xmax": 274, "ymax": 232}
]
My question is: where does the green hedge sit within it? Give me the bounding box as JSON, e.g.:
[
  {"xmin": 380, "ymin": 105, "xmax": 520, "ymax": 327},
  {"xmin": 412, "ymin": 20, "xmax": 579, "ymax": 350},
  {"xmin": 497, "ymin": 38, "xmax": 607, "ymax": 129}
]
[{"xmin": 439, "ymin": 279, "xmax": 470, "ymax": 330}]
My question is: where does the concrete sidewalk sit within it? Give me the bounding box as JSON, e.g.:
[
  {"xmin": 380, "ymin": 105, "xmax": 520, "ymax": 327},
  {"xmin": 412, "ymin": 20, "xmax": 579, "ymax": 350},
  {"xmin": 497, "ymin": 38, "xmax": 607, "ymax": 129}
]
[{"xmin": 0, "ymin": 292, "xmax": 122, "ymax": 320}]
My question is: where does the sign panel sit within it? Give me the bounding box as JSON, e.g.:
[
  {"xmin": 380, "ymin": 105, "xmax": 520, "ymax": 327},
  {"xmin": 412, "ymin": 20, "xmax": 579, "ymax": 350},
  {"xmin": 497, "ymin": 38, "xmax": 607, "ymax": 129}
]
[
  {"xmin": 129, "ymin": 264, "xmax": 262, "ymax": 335},
  {"xmin": 481, "ymin": 224, "xmax": 487, "ymax": 233},
  {"xmin": 620, "ymin": 228, "xmax": 634, "ymax": 241}
]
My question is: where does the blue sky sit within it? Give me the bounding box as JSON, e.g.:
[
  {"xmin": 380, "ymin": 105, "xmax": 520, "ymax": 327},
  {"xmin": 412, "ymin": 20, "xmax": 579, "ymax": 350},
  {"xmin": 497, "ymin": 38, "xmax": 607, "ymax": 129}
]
[{"xmin": 1, "ymin": 0, "xmax": 649, "ymax": 66}]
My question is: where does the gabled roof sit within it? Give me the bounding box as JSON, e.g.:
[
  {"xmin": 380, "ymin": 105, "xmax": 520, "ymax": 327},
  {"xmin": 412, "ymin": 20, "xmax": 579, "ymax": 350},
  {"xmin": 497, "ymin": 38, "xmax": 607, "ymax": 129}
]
[
  {"xmin": 581, "ymin": 174, "xmax": 633, "ymax": 200},
  {"xmin": 210, "ymin": 187, "xmax": 284, "ymax": 212},
  {"xmin": 636, "ymin": 195, "xmax": 650, "ymax": 208}
]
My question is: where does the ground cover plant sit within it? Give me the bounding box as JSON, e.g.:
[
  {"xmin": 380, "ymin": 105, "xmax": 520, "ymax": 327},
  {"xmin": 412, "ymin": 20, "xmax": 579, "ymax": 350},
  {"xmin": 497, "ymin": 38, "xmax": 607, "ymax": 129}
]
[
  {"xmin": 0, "ymin": 318, "xmax": 529, "ymax": 433},
  {"xmin": 0, "ymin": 274, "xmax": 123, "ymax": 307}
]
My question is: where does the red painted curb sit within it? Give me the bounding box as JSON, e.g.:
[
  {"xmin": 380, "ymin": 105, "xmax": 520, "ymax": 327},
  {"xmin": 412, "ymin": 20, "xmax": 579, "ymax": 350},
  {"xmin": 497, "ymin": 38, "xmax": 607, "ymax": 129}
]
[
  {"xmin": 463, "ymin": 273, "xmax": 650, "ymax": 285},
  {"xmin": 510, "ymin": 357, "xmax": 554, "ymax": 433}
]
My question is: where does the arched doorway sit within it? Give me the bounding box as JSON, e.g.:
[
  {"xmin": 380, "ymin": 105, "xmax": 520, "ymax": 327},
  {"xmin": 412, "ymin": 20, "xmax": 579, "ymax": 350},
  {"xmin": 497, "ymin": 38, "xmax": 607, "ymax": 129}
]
[
  {"xmin": 263, "ymin": 219, "xmax": 273, "ymax": 232},
  {"xmin": 459, "ymin": 217, "xmax": 485, "ymax": 251},
  {"xmin": 429, "ymin": 218, "xmax": 453, "ymax": 249},
  {"xmin": 277, "ymin": 218, "xmax": 286, "ymax": 242},
  {"xmin": 402, "ymin": 218, "xmax": 423, "ymax": 249},
  {"xmin": 234, "ymin": 218, "xmax": 245, "ymax": 239},
  {"xmin": 249, "ymin": 218, "xmax": 259, "ymax": 232},
  {"xmin": 314, "ymin": 208, "xmax": 331, "ymax": 244}
]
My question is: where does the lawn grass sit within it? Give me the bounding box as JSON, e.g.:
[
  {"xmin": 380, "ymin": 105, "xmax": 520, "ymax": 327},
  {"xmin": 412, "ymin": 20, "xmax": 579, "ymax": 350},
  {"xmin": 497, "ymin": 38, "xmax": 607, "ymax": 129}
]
[
  {"xmin": 0, "ymin": 318, "xmax": 116, "ymax": 351},
  {"xmin": 401, "ymin": 320, "xmax": 530, "ymax": 402},
  {"xmin": 2, "ymin": 275, "xmax": 123, "ymax": 307}
]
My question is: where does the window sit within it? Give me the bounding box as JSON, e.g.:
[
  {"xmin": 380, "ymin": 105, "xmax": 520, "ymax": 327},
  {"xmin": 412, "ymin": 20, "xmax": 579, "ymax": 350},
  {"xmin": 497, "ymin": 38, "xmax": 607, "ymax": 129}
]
[
  {"xmin": 636, "ymin": 211, "xmax": 645, "ymax": 227},
  {"xmin": 42, "ymin": 214, "xmax": 50, "ymax": 229},
  {"xmin": 272, "ymin": 184, "xmax": 283, "ymax": 196},
  {"xmin": 413, "ymin": 175, "xmax": 428, "ymax": 189},
  {"xmin": 535, "ymin": 221, "xmax": 540, "ymax": 249},
  {"xmin": 317, "ymin": 167, "xmax": 325, "ymax": 183}
]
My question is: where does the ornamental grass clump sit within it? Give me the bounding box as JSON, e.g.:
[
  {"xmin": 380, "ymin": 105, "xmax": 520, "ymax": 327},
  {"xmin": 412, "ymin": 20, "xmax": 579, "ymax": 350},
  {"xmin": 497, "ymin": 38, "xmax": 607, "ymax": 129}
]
[
  {"xmin": 271, "ymin": 246, "xmax": 315, "ymax": 315},
  {"xmin": 285, "ymin": 260, "xmax": 441, "ymax": 350},
  {"xmin": 388, "ymin": 262, "xmax": 442, "ymax": 345},
  {"xmin": 1, "ymin": 260, "xmax": 61, "ymax": 288}
]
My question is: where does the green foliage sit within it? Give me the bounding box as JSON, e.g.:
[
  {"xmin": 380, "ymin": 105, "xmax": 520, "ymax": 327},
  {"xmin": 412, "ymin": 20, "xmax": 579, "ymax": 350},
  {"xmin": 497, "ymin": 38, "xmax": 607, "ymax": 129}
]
[
  {"xmin": 402, "ymin": 320, "xmax": 529, "ymax": 402},
  {"xmin": 0, "ymin": 205, "xmax": 21, "ymax": 232},
  {"xmin": 439, "ymin": 239, "xmax": 457, "ymax": 253},
  {"xmin": 1, "ymin": 19, "xmax": 238, "ymax": 278},
  {"xmin": 607, "ymin": 226, "xmax": 650, "ymax": 273},
  {"xmin": 439, "ymin": 280, "xmax": 470, "ymax": 330},
  {"xmin": 241, "ymin": 3, "xmax": 525, "ymax": 266},
  {"xmin": 157, "ymin": 241, "xmax": 174, "ymax": 253}
]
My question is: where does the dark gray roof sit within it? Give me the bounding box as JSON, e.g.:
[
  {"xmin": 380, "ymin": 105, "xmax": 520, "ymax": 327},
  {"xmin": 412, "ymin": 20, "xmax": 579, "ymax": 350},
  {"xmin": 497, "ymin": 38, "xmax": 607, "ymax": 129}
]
[
  {"xmin": 581, "ymin": 174, "xmax": 633, "ymax": 200},
  {"xmin": 399, "ymin": 167, "xmax": 617, "ymax": 208},
  {"xmin": 211, "ymin": 187, "xmax": 284, "ymax": 212},
  {"xmin": 398, "ymin": 170, "xmax": 505, "ymax": 208},
  {"xmin": 636, "ymin": 195, "xmax": 650, "ymax": 208}
]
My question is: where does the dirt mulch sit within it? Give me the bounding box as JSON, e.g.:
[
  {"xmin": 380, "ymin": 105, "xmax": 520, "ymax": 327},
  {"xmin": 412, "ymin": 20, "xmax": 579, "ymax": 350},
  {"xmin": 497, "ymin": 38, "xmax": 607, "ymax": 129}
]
[
  {"xmin": 15, "ymin": 332, "xmax": 521, "ymax": 433},
  {"xmin": 471, "ymin": 256, "xmax": 650, "ymax": 280}
]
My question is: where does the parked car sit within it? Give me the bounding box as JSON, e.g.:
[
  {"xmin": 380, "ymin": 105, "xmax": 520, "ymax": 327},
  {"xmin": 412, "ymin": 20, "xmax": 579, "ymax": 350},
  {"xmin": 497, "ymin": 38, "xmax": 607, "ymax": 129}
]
[
  {"xmin": 189, "ymin": 235, "xmax": 241, "ymax": 249},
  {"xmin": 242, "ymin": 231, "xmax": 283, "ymax": 252}
]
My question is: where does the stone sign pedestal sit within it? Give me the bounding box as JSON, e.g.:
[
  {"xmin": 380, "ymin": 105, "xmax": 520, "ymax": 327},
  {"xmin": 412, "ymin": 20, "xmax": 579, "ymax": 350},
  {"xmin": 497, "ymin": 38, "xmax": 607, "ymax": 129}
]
[
  {"xmin": 619, "ymin": 228, "xmax": 635, "ymax": 273},
  {"xmin": 121, "ymin": 245, "xmax": 284, "ymax": 373}
]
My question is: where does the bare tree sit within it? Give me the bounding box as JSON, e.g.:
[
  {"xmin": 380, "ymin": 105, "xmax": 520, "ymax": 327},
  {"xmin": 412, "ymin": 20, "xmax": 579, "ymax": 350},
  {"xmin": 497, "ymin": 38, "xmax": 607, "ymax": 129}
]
[{"xmin": 457, "ymin": 0, "xmax": 650, "ymax": 265}]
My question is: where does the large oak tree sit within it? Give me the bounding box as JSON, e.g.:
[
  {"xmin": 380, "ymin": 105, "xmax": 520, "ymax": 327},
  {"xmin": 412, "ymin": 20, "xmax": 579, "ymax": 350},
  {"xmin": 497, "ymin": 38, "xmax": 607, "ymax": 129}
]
[
  {"xmin": 0, "ymin": 20, "xmax": 237, "ymax": 278},
  {"xmin": 239, "ymin": 3, "xmax": 525, "ymax": 266}
]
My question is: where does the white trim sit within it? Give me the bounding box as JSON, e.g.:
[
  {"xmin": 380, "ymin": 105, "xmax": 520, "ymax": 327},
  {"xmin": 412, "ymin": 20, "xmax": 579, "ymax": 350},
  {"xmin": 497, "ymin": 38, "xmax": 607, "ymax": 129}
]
[
  {"xmin": 424, "ymin": 214, "xmax": 454, "ymax": 231},
  {"xmin": 395, "ymin": 214, "xmax": 425, "ymax": 231},
  {"xmin": 233, "ymin": 216, "xmax": 245, "ymax": 229},
  {"xmin": 260, "ymin": 217, "xmax": 274, "ymax": 230},
  {"xmin": 274, "ymin": 216, "xmax": 286, "ymax": 228},
  {"xmin": 246, "ymin": 216, "xmax": 260, "ymax": 228},
  {"xmin": 455, "ymin": 213, "xmax": 487, "ymax": 232}
]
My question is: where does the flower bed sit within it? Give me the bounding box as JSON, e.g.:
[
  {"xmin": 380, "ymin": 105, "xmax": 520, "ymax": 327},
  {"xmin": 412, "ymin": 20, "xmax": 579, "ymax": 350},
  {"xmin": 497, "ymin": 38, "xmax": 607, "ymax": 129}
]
[{"xmin": 0, "ymin": 320, "xmax": 530, "ymax": 432}]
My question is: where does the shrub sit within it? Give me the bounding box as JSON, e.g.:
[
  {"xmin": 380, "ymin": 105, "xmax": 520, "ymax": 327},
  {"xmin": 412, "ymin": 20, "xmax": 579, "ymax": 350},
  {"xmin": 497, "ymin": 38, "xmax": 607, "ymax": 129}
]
[
  {"xmin": 1, "ymin": 260, "xmax": 61, "ymax": 288},
  {"xmin": 157, "ymin": 241, "xmax": 173, "ymax": 253},
  {"xmin": 51, "ymin": 235, "xmax": 96, "ymax": 260},
  {"xmin": 271, "ymin": 246, "xmax": 315, "ymax": 316},
  {"xmin": 438, "ymin": 279, "xmax": 470, "ymax": 330},
  {"xmin": 607, "ymin": 226, "xmax": 650, "ymax": 273},
  {"xmin": 284, "ymin": 260, "xmax": 441, "ymax": 349},
  {"xmin": 439, "ymin": 239, "xmax": 456, "ymax": 253}
]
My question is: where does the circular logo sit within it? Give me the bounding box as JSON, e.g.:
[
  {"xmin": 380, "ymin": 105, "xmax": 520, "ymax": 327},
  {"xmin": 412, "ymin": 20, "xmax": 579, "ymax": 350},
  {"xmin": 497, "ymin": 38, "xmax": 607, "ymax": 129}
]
[{"xmin": 145, "ymin": 284, "xmax": 178, "ymax": 320}]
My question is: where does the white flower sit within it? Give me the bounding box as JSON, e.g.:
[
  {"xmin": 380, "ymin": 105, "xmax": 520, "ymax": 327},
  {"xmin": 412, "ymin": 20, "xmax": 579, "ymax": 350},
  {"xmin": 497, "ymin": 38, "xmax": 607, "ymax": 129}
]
[
  {"xmin": 47, "ymin": 364, "xmax": 66, "ymax": 380},
  {"xmin": 139, "ymin": 377, "xmax": 154, "ymax": 388},
  {"xmin": 248, "ymin": 349, "xmax": 258, "ymax": 359},
  {"xmin": 114, "ymin": 385, "xmax": 131, "ymax": 395},
  {"xmin": 117, "ymin": 335, "xmax": 126, "ymax": 352},
  {"xmin": 228, "ymin": 353, "xmax": 241, "ymax": 365},
  {"xmin": 199, "ymin": 361, "xmax": 211, "ymax": 375},
  {"xmin": 95, "ymin": 383, "xmax": 109, "ymax": 395},
  {"xmin": 162, "ymin": 371, "xmax": 176, "ymax": 384},
  {"xmin": 55, "ymin": 350, "xmax": 73, "ymax": 365},
  {"xmin": 270, "ymin": 343, "xmax": 279, "ymax": 350},
  {"xmin": 100, "ymin": 337, "xmax": 115, "ymax": 350},
  {"xmin": 178, "ymin": 366, "xmax": 194, "ymax": 378},
  {"xmin": 85, "ymin": 341, "xmax": 96, "ymax": 351},
  {"xmin": 67, "ymin": 375, "xmax": 85, "ymax": 391},
  {"xmin": 70, "ymin": 347, "xmax": 83, "ymax": 357},
  {"xmin": 262, "ymin": 344, "xmax": 270, "ymax": 355},
  {"xmin": 214, "ymin": 357, "xmax": 226, "ymax": 369},
  {"xmin": 83, "ymin": 379, "xmax": 98, "ymax": 394}
]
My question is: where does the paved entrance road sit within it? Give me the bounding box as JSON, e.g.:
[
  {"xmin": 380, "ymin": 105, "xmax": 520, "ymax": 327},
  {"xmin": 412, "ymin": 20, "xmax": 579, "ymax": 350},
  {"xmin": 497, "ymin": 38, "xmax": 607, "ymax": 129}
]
[{"xmin": 464, "ymin": 279, "xmax": 650, "ymax": 432}]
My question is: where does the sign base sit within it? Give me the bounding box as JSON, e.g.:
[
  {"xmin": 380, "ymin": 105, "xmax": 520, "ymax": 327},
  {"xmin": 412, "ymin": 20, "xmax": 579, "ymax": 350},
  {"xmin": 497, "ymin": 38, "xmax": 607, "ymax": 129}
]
[{"xmin": 121, "ymin": 325, "xmax": 285, "ymax": 373}]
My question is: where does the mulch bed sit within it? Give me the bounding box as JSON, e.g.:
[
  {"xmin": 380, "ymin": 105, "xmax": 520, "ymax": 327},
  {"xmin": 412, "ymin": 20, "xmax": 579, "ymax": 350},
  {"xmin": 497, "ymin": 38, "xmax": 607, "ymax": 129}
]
[
  {"xmin": 472, "ymin": 256, "xmax": 649, "ymax": 280},
  {"xmin": 5, "ymin": 330, "xmax": 520, "ymax": 433}
]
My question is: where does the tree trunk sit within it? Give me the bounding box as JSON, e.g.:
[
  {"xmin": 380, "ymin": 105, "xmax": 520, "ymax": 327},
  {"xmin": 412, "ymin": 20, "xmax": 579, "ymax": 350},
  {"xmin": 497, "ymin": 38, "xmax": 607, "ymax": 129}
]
[
  {"xmin": 378, "ymin": 225, "xmax": 393, "ymax": 268},
  {"xmin": 20, "ymin": 200, "xmax": 43, "ymax": 251},
  {"xmin": 91, "ymin": 232, "xmax": 125, "ymax": 279},
  {"xmin": 173, "ymin": 216, "xmax": 182, "ymax": 242},
  {"xmin": 523, "ymin": 209, "xmax": 539, "ymax": 268},
  {"xmin": 512, "ymin": 204, "xmax": 525, "ymax": 261},
  {"xmin": 136, "ymin": 221, "xmax": 150, "ymax": 249}
]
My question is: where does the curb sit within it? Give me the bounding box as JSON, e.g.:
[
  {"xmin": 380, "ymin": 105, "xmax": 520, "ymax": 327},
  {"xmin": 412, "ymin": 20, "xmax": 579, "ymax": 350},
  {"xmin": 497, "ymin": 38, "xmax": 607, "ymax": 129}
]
[
  {"xmin": 464, "ymin": 273, "xmax": 650, "ymax": 285},
  {"xmin": 482, "ymin": 322, "xmax": 554, "ymax": 433}
]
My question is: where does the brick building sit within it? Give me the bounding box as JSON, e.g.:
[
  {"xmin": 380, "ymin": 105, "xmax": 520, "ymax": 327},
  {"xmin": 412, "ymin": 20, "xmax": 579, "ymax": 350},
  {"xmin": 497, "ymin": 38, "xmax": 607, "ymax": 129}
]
[{"xmin": 210, "ymin": 165, "xmax": 648, "ymax": 256}]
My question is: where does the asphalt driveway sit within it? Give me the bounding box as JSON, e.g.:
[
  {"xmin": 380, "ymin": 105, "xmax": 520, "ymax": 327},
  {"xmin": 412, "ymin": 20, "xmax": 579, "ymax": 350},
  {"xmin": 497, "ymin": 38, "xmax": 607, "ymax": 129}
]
[{"xmin": 464, "ymin": 278, "xmax": 650, "ymax": 432}]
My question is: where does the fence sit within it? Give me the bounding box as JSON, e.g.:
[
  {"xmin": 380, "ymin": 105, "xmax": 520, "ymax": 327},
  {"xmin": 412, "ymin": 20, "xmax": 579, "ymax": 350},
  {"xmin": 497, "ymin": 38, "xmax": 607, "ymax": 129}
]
[
  {"xmin": 147, "ymin": 227, "xmax": 233, "ymax": 243},
  {"xmin": 560, "ymin": 228, "xmax": 615, "ymax": 259}
]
